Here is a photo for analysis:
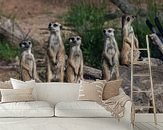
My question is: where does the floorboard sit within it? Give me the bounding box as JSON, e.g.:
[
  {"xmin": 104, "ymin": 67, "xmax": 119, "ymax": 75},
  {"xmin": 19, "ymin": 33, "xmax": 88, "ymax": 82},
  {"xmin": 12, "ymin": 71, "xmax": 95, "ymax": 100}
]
[
  {"xmin": 144, "ymin": 122, "xmax": 161, "ymax": 130},
  {"xmin": 135, "ymin": 123, "xmax": 149, "ymax": 130},
  {"xmin": 134, "ymin": 122, "xmax": 163, "ymax": 130},
  {"xmin": 158, "ymin": 123, "xmax": 163, "ymax": 127},
  {"xmin": 150, "ymin": 123, "xmax": 163, "ymax": 130},
  {"xmin": 133, "ymin": 125, "xmax": 141, "ymax": 130}
]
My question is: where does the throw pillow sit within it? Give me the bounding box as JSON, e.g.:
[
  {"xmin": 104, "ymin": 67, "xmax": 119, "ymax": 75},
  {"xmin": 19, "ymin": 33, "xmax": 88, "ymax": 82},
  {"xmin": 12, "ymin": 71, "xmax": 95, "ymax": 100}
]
[
  {"xmin": 1, "ymin": 88, "xmax": 34, "ymax": 103},
  {"xmin": 0, "ymin": 80, "xmax": 12, "ymax": 89},
  {"xmin": 0, "ymin": 80, "xmax": 13, "ymax": 101},
  {"xmin": 78, "ymin": 80, "xmax": 105, "ymax": 102},
  {"xmin": 102, "ymin": 79, "xmax": 122, "ymax": 100},
  {"xmin": 10, "ymin": 78, "xmax": 37, "ymax": 100}
]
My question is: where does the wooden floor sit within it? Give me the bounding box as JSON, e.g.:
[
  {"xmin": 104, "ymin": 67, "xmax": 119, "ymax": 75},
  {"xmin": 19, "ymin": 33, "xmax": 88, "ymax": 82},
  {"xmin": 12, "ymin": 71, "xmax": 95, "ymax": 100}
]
[
  {"xmin": 134, "ymin": 122, "xmax": 163, "ymax": 130},
  {"xmin": 134, "ymin": 114, "xmax": 163, "ymax": 130}
]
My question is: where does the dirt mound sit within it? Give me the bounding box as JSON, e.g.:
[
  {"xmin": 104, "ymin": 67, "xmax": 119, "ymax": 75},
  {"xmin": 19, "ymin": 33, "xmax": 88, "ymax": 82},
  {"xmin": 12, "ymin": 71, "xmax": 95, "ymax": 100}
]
[{"xmin": 0, "ymin": 0, "xmax": 68, "ymax": 19}]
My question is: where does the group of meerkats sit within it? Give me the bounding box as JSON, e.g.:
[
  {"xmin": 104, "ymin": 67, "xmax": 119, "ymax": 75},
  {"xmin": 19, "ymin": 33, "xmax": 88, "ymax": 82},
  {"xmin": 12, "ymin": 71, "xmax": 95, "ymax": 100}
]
[{"xmin": 19, "ymin": 14, "xmax": 140, "ymax": 83}]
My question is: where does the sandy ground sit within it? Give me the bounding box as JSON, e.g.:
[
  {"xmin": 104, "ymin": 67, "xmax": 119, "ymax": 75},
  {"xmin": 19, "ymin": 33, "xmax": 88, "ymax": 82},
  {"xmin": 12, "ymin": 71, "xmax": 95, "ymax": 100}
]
[{"xmin": 0, "ymin": 0, "xmax": 68, "ymax": 46}]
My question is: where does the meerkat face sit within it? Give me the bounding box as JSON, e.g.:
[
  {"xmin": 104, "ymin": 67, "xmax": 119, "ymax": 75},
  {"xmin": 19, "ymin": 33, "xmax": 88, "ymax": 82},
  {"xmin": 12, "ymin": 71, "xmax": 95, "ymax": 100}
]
[
  {"xmin": 103, "ymin": 28, "xmax": 115, "ymax": 38},
  {"xmin": 69, "ymin": 36, "xmax": 82, "ymax": 46},
  {"xmin": 19, "ymin": 40, "xmax": 32, "ymax": 50},
  {"xmin": 48, "ymin": 22, "xmax": 62, "ymax": 33},
  {"xmin": 149, "ymin": 34, "xmax": 157, "ymax": 40},
  {"xmin": 125, "ymin": 15, "xmax": 136, "ymax": 24}
]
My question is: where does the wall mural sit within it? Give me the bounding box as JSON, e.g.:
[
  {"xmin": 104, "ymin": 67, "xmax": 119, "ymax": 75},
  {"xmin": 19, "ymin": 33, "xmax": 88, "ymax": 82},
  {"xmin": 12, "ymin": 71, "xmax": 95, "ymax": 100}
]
[{"xmin": 0, "ymin": 0, "xmax": 163, "ymax": 114}]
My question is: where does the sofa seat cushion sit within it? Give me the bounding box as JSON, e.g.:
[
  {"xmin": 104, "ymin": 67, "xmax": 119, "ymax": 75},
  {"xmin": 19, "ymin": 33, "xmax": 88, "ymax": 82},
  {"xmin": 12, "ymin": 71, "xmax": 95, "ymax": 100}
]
[
  {"xmin": 0, "ymin": 101, "xmax": 54, "ymax": 117},
  {"xmin": 55, "ymin": 101, "xmax": 112, "ymax": 117}
]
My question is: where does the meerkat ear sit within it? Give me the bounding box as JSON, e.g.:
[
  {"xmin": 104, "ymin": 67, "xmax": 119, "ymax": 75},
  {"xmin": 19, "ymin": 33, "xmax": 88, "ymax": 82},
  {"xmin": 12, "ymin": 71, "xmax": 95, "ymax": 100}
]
[
  {"xmin": 19, "ymin": 43, "xmax": 22, "ymax": 48},
  {"xmin": 127, "ymin": 17, "xmax": 130, "ymax": 22},
  {"xmin": 48, "ymin": 23, "xmax": 52, "ymax": 27},
  {"xmin": 69, "ymin": 38, "xmax": 72, "ymax": 42},
  {"xmin": 19, "ymin": 42, "xmax": 25, "ymax": 48},
  {"xmin": 60, "ymin": 25, "xmax": 63, "ymax": 30},
  {"xmin": 149, "ymin": 34, "xmax": 154, "ymax": 40},
  {"xmin": 28, "ymin": 41, "xmax": 32, "ymax": 45},
  {"xmin": 132, "ymin": 15, "xmax": 136, "ymax": 18}
]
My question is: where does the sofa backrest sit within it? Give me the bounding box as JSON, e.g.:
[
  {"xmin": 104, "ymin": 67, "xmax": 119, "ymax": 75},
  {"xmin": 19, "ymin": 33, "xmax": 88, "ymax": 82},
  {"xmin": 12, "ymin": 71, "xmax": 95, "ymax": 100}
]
[{"xmin": 36, "ymin": 83, "xmax": 80, "ymax": 105}]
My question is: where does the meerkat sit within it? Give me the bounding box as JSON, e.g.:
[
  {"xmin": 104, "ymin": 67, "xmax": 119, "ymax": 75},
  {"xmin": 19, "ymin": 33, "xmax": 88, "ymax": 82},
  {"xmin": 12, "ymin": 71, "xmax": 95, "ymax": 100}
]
[
  {"xmin": 19, "ymin": 40, "xmax": 41, "ymax": 82},
  {"xmin": 102, "ymin": 28, "xmax": 120, "ymax": 81},
  {"xmin": 120, "ymin": 15, "xmax": 140, "ymax": 66},
  {"xmin": 150, "ymin": 33, "xmax": 163, "ymax": 55},
  {"xmin": 66, "ymin": 36, "xmax": 83, "ymax": 83},
  {"xmin": 46, "ymin": 22, "xmax": 65, "ymax": 82}
]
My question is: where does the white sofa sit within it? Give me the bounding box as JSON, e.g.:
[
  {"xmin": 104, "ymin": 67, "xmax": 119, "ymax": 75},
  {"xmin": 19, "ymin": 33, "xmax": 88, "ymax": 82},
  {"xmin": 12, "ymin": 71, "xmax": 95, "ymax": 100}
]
[{"xmin": 0, "ymin": 82, "xmax": 132, "ymax": 130}]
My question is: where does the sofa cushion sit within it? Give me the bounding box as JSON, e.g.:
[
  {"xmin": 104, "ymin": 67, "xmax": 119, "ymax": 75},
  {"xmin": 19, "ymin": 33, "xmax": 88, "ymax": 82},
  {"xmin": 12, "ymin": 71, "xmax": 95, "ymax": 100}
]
[
  {"xmin": 1, "ymin": 88, "xmax": 34, "ymax": 103},
  {"xmin": 0, "ymin": 101, "xmax": 54, "ymax": 117},
  {"xmin": 55, "ymin": 101, "xmax": 112, "ymax": 117}
]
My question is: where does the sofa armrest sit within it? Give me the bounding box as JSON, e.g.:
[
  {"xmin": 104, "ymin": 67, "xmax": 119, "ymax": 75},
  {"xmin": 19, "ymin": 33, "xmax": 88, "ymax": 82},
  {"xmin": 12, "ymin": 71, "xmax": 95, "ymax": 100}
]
[
  {"xmin": 117, "ymin": 101, "xmax": 132, "ymax": 129},
  {"xmin": 123, "ymin": 101, "xmax": 132, "ymax": 122},
  {"xmin": 119, "ymin": 88, "xmax": 132, "ymax": 123},
  {"xmin": 118, "ymin": 100, "xmax": 132, "ymax": 130}
]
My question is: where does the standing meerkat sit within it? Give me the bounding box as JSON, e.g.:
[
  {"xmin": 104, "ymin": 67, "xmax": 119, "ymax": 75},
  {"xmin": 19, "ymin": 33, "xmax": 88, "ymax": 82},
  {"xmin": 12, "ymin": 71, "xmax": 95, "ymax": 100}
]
[
  {"xmin": 19, "ymin": 40, "xmax": 40, "ymax": 82},
  {"xmin": 66, "ymin": 36, "xmax": 83, "ymax": 83},
  {"xmin": 120, "ymin": 15, "xmax": 140, "ymax": 66},
  {"xmin": 46, "ymin": 22, "xmax": 65, "ymax": 82},
  {"xmin": 102, "ymin": 28, "xmax": 120, "ymax": 81}
]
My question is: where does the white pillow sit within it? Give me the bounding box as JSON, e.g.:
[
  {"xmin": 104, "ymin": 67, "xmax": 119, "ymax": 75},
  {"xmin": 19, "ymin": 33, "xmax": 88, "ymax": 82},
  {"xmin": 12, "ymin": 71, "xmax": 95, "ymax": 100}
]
[
  {"xmin": 10, "ymin": 78, "xmax": 37, "ymax": 100},
  {"xmin": 55, "ymin": 101, "xmax": 112, "ymax": 117},
  {"xmin": 0, "ymin": 80, "xmax": 13, "ymax": 101},
  {"xmin": 1, "ymin": 88, "xmax": 34, "ymax": 103}
]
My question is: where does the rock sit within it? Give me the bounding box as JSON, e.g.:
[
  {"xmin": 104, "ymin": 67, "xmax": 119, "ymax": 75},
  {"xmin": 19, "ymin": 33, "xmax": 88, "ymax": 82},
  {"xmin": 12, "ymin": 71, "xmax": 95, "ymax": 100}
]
[
  {"xmin": 0, "ymin": 16, "xmax": 24, "ymax": 46},
  {"xmin": 0, "ymin": 68, "xmax": 19, "ymax": 81},
  {"xmin": 142, "ymin": 57, "xmax": 163, "ymax": 66},
  {"xmin": 120, "ymin": 64, "xmax": 163, "ymax": 113}
]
